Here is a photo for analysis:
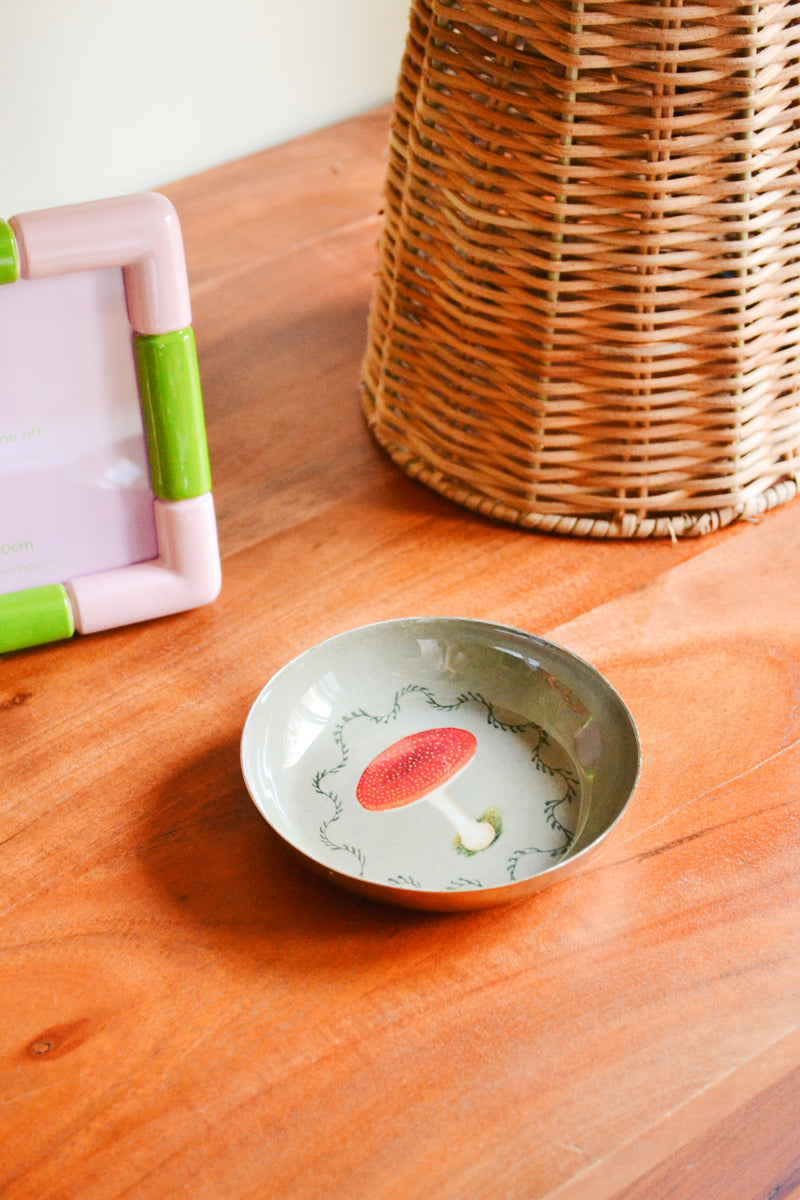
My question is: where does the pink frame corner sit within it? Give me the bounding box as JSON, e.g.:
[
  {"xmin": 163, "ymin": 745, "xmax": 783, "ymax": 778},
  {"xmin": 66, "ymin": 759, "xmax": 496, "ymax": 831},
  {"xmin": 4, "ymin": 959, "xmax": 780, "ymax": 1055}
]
[
  {"xmin": 10, "ymin": 191, "xmax": 192, "ymax": 335},
  {"xmin": 66, "ymin": 494, "xmax": 221, "ymax": 635}
]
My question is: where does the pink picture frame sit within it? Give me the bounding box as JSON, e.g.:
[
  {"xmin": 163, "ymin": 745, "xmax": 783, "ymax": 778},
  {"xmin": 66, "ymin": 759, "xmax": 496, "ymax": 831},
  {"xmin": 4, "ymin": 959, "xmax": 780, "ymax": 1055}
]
[{"xmin": 0, "ymin": 193, "xmax": 221, "ymax": 654}]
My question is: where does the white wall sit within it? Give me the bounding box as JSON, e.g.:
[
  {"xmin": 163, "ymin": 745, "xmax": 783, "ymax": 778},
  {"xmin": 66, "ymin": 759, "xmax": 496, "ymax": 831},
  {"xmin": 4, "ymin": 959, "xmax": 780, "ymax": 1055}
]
[{"xmin": 3, "ymin": 0, "xmax": 410, "ymax": 215}]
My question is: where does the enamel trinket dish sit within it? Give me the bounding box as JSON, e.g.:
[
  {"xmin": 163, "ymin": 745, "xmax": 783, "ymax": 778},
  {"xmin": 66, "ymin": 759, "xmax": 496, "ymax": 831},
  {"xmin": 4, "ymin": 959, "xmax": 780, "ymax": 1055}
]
[{"xmin": 241, "ymin": 617, "xmax": 640, "ymax": 911}]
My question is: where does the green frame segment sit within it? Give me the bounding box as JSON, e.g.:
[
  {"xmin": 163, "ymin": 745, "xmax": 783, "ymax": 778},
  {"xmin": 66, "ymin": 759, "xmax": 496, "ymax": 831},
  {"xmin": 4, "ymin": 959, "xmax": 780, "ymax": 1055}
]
[
  {"xmin": 135, "ymin": 327, "xmax": 212, "ymax": 501},
  {"xmin": 0, "ymin": 584, "xmax": 75, "ymax": 654},
  {"xmin": 0, "ymin": 221, "xmax": 18, "ymax": 284}
]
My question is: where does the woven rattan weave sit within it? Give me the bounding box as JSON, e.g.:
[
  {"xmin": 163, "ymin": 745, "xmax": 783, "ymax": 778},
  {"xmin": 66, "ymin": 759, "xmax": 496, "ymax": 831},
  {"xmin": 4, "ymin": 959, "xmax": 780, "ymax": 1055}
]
[{"xmin": 361, "ymin": 0, "xmax": 800, "ymax": 536}]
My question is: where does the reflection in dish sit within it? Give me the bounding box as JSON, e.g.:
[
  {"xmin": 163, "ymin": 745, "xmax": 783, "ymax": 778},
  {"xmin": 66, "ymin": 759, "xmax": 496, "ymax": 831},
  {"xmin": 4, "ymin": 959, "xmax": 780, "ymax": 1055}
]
[{"xmin": 282, "ymin": 670, "xmax": 341, "ymax": 769}]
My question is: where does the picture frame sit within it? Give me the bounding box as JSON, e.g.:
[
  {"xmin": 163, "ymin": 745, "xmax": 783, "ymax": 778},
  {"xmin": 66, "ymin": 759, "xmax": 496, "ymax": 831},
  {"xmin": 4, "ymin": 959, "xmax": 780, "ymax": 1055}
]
[{"xmin": 0, "ymin": 192, "xmax": 221, "ymax": 655}]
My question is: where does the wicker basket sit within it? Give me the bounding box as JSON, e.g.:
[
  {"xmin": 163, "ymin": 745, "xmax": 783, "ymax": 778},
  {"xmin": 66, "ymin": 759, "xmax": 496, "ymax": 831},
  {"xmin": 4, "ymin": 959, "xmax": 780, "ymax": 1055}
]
[{"xmin": 361, "ymin": 0, "xmax": 800, "ymax": 537}]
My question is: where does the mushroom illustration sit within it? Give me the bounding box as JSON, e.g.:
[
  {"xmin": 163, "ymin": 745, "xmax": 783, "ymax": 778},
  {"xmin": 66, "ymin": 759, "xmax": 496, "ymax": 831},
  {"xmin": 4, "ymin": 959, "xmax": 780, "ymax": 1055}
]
[{"xmin": 356, "ymin": 727, "xmax": 498, "ymax": 852}]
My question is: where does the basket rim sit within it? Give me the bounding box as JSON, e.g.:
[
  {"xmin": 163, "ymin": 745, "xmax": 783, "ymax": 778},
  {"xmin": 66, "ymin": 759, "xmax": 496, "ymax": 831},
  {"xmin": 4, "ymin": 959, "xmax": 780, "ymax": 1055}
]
[{"xmin": 365, "ymin": 415, "xmax": 800, "ymax": 539}]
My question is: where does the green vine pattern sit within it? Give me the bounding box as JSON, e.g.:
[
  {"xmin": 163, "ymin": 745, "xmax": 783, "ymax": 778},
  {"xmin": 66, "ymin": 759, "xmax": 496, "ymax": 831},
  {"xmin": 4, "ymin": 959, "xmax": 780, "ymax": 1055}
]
[
  {"xmin": 311, "ymin": 684, "xmax": 578, "ymax": 886},
  {"xmin": 504, "ymin": 757, "xmax": 580, "ymax": 882}
]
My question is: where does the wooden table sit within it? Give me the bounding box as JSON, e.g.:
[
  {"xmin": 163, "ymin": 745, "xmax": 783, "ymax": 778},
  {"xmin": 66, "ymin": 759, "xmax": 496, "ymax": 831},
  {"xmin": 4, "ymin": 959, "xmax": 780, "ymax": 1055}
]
[{"xmin": 4, "ymin": 105, "xmax": 800, "ymax": 1200}]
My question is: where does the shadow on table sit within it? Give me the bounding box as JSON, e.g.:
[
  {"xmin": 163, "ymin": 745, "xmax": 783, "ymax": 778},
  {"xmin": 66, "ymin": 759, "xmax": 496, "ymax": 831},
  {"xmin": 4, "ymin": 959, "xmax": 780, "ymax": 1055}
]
[{"xmin": 137, "ymin": 736, "xmax": 461, "ymax": 970}]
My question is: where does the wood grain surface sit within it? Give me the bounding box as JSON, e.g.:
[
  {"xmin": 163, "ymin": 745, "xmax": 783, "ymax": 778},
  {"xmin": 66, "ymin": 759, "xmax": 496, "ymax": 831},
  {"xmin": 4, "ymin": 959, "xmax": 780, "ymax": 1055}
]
[{"xmin": 3, "ymin": 105, "xmax": 800, "ymax": 1200}]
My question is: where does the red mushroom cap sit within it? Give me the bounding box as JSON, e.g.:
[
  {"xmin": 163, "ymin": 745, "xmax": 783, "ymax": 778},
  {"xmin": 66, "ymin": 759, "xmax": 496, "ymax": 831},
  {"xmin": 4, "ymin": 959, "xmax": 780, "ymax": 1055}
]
[{"xmin": 356, "ymin": 727, "xmax": 477, "ymax": 811}]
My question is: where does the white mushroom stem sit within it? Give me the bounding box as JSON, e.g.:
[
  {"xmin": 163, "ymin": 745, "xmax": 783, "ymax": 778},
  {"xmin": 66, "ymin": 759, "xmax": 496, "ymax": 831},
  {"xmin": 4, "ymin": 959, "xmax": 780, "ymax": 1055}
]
[{"xmin": 427, "ymin": 789, "xmax": 497, "ymax": 852}]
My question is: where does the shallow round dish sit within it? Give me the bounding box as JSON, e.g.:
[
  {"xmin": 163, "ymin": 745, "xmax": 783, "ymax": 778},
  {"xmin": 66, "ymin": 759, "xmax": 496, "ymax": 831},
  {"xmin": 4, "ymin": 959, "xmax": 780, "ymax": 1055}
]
[{"xmin": 241, "ymin": 617, "xmax": 640, "ymax": 911}]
